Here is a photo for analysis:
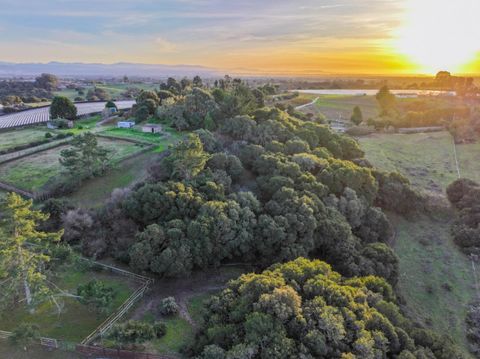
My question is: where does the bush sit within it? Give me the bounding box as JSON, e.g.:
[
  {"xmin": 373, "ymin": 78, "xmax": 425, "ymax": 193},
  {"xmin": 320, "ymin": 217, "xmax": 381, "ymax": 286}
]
[
  {"xmin": 50, "ymin": 118, "xmax": 70, "ymax": 129},
  {"xmin": 109, "ymin": 320, "xmax": 155, "ymax": 347},
  {"xmin": 10, "ymin": 323, "xmax": 40, "ymax": 348},
  {"xmin": 158, "ymin": 296, "xmax": 179, "ymax": 316},
  {"xmin": 153, "ymin": 321, "xmax": 167, "ymax": 338},
  {"xmin": 45, "ymin": 132, "xmax": 53, "ymax": 138},
  {"xmin": 77, "ymin": 280, "xmax": 115, "ymax": 313}
]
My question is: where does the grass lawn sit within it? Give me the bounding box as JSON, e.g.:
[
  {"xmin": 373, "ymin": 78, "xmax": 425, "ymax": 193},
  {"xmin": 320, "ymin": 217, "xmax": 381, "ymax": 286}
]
[
  {"xmin": 392, "ymin": 213, "xmax": 476, "ymax": 356},
  {"xmin": 456, "ymin": 141, "xmax": 480, "ymax": 183},
  {"xmin": 0, "ymin": 263, "xmax": 136, "ymax": 342},
  {"xmin": 187, "ymin": 292, "xmax": 215, "ymax": 326},
  {"xmin": 0, "ymin": 127, "xmax": 51, "ymax": 152},
  {"xmin": 146, "ymin": 315, "xmax": 194, "ymax": 357},
  {"xmin": 359, "ymin": 131, "xmax": 459, "ymax": 193},
  {"xmin": 0, "ymin": 137, "xmax": 144, "ymax": 192},
  {"xmin": 102, "ymin": 125, "xmax": 183, "ymax": 152}
]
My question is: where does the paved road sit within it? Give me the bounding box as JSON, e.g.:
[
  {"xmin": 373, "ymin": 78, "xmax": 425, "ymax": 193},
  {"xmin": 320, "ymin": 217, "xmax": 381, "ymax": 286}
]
[{"xmin": 0, "ymin": 100, "xmax": 135, "ymax": 129}]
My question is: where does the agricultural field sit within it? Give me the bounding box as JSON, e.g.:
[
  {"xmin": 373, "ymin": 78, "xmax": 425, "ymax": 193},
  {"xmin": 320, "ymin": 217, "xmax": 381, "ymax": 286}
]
[
  {"xmin": 0, "ymin": 127, "xmax": 51, "ymax": 152},
  {"xmin": 359, "ymin": 131, "xmax": 460, "ymax": 193},
  {"xmin": 0, "ymin": 262, "xmax": 136, "ymax": 342},
  {"xmin": 0, "ymin": 137, "xmax": 145, "ymax": 192},
  {"xmin": 0, "ymin": 101, "xmax": 135, "ymax": 129},
  {"xmin": 391, "ymin": 213, "xmax": 476, "ymax": 356}
]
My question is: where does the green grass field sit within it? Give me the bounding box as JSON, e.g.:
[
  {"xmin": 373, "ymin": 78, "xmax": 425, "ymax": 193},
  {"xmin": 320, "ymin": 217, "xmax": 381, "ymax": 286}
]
[
  {"xmin": 392, "ymin": 214, "xmax": 476, "ymax": 356},
  {"xmin": 0, "ymin": 263, "xmax": 135, "ymax": 342},
  {"xmin": 102, "ymin": 125, "xmax": 183, "ymax": 151},
  {"xmin": 0, "ymin": 127, "xmax": 51, "ymax": 152},
  {"xmin": 68, "ymin": 151, "xmax": 154, "ymax": 207},
  {"xmin": 359, "ymin": 131, "xmax": 460, "ymax": 193},
  {"xmin": 359, "ymin": 131, "xmax": 478, "ymax": 355},
  {"xmin": 55, "ymin": 83, "xmax": 157, "ymax": 101},
  {"xmin": 146, "ymin": 315, "xmax": 194, "ymax": 357},
  {"xmin": 456, "ymin": 141, "xmax": 480, "ymax": 183},
  {"xmin": 0, "ymin": 137, "xmax": 144, "ymax": 192},
  {"xmin": 300, "ymin": 95, "xmax": 379, "ymax": 120}
]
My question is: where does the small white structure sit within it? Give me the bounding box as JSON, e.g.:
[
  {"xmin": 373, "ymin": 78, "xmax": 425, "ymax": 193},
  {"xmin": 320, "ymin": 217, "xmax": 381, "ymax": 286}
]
[
  {"xmin": 117, "ymin": 121, "xmax": 135, "ymax": 129},
  {"xmin": 142, "ymin": 124, "xmax": 162, "ymax": 134}
]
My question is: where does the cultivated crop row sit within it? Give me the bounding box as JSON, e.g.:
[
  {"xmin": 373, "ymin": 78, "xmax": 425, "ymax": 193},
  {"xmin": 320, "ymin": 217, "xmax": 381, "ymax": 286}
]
[{"xmin": 0, "ymin": 101, "xmax": 136, "ymax": 129}]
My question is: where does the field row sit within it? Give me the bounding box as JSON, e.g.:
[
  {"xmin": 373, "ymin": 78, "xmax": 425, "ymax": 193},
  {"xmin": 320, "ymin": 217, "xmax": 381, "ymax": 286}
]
[{"xmin": 0, "ymin": 100, "xmax": 135, "ymax": 129}]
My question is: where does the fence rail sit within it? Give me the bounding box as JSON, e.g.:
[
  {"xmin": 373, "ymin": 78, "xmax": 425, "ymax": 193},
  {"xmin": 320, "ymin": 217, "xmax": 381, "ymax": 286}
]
[
  {"xmin": 76, "ymin": 344, "xmax": 177, "ymax": 359},
  {"xmin": 0, "ymin": 330, "xmax": 12, "ymax": 339},
  {"xmin": 80, "ymin": 259, "xmax": 154, "ymax": 345}
]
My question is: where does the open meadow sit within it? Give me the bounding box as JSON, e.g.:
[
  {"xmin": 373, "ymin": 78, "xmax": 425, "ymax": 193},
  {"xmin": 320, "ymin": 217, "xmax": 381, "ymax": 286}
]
[
  {"xmin": 391, "ymin": 213, "xmax": 476, "ymax": 356},
  {"xmin": 359, "ymin": 131, "xmax": 460, "ymax": 193},
  {"xmin": 0, "ymin": 261, "xmax": 136, "ymax": 342},
  {"xmin": 359, "ymin": 131, "xmax": 479, "ymax": 356}
]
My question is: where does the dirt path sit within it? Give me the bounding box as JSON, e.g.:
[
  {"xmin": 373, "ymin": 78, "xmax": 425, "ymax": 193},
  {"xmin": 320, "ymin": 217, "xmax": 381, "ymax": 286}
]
[
  {"xmin": 130, "ymin": 267, "xmax": 250, "ymax": 326},
  {"xmin": 295, "ymin": 97, "xmax": 319, "ymax": 110}
]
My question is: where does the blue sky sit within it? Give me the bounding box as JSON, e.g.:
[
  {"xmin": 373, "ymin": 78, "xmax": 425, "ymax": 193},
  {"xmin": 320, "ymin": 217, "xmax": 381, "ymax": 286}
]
[{"xmin": 0, "ymin": 0, "xmax": 477, "ymax": 74}]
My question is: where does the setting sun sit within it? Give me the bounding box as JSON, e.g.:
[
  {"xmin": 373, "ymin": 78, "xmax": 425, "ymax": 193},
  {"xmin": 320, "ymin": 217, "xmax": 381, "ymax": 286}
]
[{"xmin": 395, "ymin": 0, "xmax": 480, "ymax": 73}]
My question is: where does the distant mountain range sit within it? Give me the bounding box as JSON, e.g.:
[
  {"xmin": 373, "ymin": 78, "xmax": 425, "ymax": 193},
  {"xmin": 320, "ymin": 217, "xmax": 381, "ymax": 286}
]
[{"xmin": 0, "ymin": 61, "xmax": 222, "ymax": 78}]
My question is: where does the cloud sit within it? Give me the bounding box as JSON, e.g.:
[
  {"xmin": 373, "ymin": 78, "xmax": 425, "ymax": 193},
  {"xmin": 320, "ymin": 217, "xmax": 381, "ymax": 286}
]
[{"xmin": 154, "ymin": 37, "xmax": 178, "ymax": 53}]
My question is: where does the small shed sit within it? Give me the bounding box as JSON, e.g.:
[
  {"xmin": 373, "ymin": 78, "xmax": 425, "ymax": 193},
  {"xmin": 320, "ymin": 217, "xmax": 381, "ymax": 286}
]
[
  {"xmin": 142, "ymin": 124, "xmax": 162, "ymax": 134},
  {"xmin": 117, "ymin": 121, "xmax": 135, "ymax": 129}
]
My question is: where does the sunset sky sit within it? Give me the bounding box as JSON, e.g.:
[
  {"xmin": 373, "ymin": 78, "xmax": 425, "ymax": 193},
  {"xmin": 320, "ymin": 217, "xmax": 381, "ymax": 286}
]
[{"xmin": 0, "ymin": 0, "xmax": 479, "ymax": 75}]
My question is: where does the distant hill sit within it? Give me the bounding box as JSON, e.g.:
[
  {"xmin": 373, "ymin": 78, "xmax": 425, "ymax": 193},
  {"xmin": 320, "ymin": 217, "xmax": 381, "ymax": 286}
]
[{"xmin": 0, "ymin": 61, "xmax": 222, "ymax": 79}]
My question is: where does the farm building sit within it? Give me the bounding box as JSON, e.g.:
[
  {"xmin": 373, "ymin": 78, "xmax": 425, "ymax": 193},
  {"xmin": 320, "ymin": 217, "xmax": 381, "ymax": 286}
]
[
  {"xmin": 142, "ymin": 124, "xmax": 162, "ymax": 134},
  {"xmin": 117, "ymin": 121, "xmax": 135, "ymax": 129}
]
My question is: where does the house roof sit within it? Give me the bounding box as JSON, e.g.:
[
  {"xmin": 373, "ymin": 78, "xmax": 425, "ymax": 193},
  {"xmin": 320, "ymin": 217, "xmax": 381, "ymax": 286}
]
[{"xmin": 142, "ymin": 124, "xmax": 162, "ymax": 128}]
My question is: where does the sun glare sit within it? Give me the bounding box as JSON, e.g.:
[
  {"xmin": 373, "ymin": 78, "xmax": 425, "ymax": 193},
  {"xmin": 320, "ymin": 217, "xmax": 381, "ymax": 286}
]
[{"xmin": 395, "ymin": 0, "xmax": 480, "ymax": 73}]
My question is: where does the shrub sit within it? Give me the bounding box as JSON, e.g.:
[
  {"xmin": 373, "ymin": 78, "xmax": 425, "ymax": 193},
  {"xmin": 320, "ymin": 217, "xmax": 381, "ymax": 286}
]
[
  {"xmin": 77, "ymin": 280, "xmax": 115, "ymax": 313},
  {"xmin": 158, "ymin": 296, "xmax": 179, "ymax": 316},
  {"xmin": 153, "ymin": 321, "xmax": 167, "ymax": 338},
  {"xmin": 10, "ymin": 323, "xmax": 40, "ymax": 348},
  {"xmin": 109, "ymin": 320, "xmax": 155, "ymax": 347},
  {"xmin": 45, "ymin": 132, "xmax": 53, "ymax": 138}
]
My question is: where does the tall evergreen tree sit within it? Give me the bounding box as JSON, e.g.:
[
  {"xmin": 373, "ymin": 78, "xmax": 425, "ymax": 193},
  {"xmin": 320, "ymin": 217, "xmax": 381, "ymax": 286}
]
[{"xmin": 0, "ymin": 193, "xmax": 63, "ymax": 311}]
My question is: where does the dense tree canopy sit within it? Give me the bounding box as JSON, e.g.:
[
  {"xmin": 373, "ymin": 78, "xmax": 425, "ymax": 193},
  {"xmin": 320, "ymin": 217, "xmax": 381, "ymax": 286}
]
[
  {"xmin": 447, "ymin": 178, "xmax": 480, "ymax": 254},
  {"xmin": 191, "ymin": 258, "xmax": 464, "ymax": 359},
  {"xmin": 50, "ymin": 96, "xmax": 77, "ymax": 120}
]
